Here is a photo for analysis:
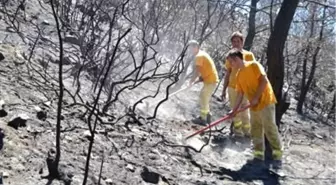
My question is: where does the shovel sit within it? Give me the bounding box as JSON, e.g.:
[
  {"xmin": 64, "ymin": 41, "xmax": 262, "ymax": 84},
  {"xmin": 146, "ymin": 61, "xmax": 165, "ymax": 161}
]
[{"xmin": 185, "ymin": 104, "xmax": 251, "ymax": 140}]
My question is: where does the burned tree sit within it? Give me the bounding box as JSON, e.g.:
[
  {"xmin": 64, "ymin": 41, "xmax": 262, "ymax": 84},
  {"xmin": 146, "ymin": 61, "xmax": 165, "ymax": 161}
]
[
  {"xmin": 266, "ymin": 0, "xmax": 300, "ymax": 126},
  {"xmin": 244, "ymin": 0, "xmax": 259, "ymax": 50},
  {"xmin": 45, "ymin": 0, "xmax": 64, "ymax": 179},
  {"xmin": 297, "ymin": 3, "xmax": 328, "ymax": 114}
]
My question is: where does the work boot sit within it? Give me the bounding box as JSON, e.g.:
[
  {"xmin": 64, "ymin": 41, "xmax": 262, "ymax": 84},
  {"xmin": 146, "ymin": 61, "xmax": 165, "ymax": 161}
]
[
  {"xmin": 232, "ymin": 121, "xmax": 245, "ymax": 137},
  {"xmin": 244, "ymin": 132, "xmax": 251, "ymax": 138},
  {"xmin": 232, "ymin": 128, "xmax": 244, "ymax": 138},
  {"xmin": 206, "ymin": 113, "xmax": 212, "ymax": 124},
  {"xmin": 269, "ymin": 160, "xmax": 285, "ymax": 177},
  {"xmin": 242, "ymin": 124, "xmax": 251, "ymax": 137},
  {"xmin": 245, "ymin": 157, "xmax": 266, "ymax": 169},
  {"xmin": 271, "ymin": 160, "xmax": 282, "ymax": 170}
]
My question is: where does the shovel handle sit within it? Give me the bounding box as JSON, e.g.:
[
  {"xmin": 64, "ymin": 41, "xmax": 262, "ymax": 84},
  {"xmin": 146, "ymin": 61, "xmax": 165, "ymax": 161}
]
[
  {"xmin": 185, "ymin": 104, "xmax": 251, "ymax": 140},
  {"xmin": 168, "ymin": 85, "xmax": 192, "ymax": 97}
]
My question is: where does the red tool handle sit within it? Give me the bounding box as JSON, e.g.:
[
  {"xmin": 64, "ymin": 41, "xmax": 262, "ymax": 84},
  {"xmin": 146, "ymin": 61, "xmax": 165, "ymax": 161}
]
[{"xmin": 185, "ymin": 105, "xmax": 251, "ymax": 140}]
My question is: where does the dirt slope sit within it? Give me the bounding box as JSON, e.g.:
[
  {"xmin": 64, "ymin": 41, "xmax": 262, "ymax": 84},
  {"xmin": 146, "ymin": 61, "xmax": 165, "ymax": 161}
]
[{"xmin": 0, "ymin": 51, "xmax": 334, "ymax": 185}]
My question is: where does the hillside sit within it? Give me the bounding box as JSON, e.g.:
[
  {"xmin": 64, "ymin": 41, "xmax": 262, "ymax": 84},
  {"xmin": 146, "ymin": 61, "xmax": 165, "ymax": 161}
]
[{"xmin": 0, "ymin": 43, "xmax": 334, "ymax": 185}]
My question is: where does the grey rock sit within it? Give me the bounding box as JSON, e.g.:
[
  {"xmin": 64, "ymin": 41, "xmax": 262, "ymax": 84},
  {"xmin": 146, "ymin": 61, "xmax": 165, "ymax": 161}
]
[
  {"xmin": 39, "ymin": 167, "xmax": 43, "ymax": 174},
  {"xmin": 105, "ymin": 178, "xmax": 113, "ymax": 185},
  {"xmin": 82, "ymin": 130, "xmax": 92, "ymax": 141},
  {"xmin": 64, "ymin": 135, "xmax": 73, "ymax": 142},
  {"xmin": 8, "ymin": 114, "xmax": 30, "ymax": 129},
  {"xmin": 0, "ymin": 109, "xmax": 8, "ymax": 118},
  {"xmin": 140, "ymin": 167, "xmax": 160, "ymax": 184},
  {"xmin": 148, "ymin": 153, "xmax": 158, "ymax": 160},
  {"xmin": 63, "ymin": 35, "xmax": 80, "ymax": 45},
  {"xmin": 43, "ymin": 101, "xmax": 52, "ymax": 107},
  {"xmin": 2, "ymin": 171, "xmax": 9, "ymax": 178},
  {"xmin": 41, "ymin": 20, "xmax": 50, "ymax": 25},
  {"xmin": 37, "ymin": 111, "xmax": 47, "ymax": 121},
  {"xmin": 0, "ymin": 52, "xmax": 4, "ymax": 61},
  {"xmin": 126, "ymin": 164, "xmax": 135, "ymax": 172},
  {"xmin": 35, "ymin": 106, "xmax": 47, "ymax": 121}
]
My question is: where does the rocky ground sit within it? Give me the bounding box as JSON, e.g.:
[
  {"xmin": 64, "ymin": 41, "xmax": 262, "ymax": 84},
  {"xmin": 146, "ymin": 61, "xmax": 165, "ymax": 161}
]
[
  {"xmin": 0, "ymin": 1, "xmax": 335, "ymax": 185},
  {"xmin": 0, "ymin": 46, "xmax": 334, "ymax": 185}
]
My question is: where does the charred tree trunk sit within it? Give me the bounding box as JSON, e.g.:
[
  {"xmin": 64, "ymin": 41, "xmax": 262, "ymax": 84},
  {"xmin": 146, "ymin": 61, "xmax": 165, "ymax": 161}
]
[
  {"xmin": 244, "ymin": 0, "xmax": 259, "ymax": 50},
  {"xmin": 266, "ymin": 0, "xmax": 299, "ymax": 127},
  {"xmin": 297, "ymin": 46, "xmax": 310, "ymax": 114},
  {"xmin": 297, "ymin": 45, "xmax": 320, "ymax": 114},
  {"xmin": 297, "ymin": 4, "xmax": 326, "ymax": 114},
  {"xmin": 328, "ymin": 93, "xmax": 335, "ymax": 120},
  {"xmin": 297, "ymin": 4, "xmax": 316, "ymax": 114},
  {"xmin": 47, "ymin": 0, "xmax": 64, "ymax": 178}
]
